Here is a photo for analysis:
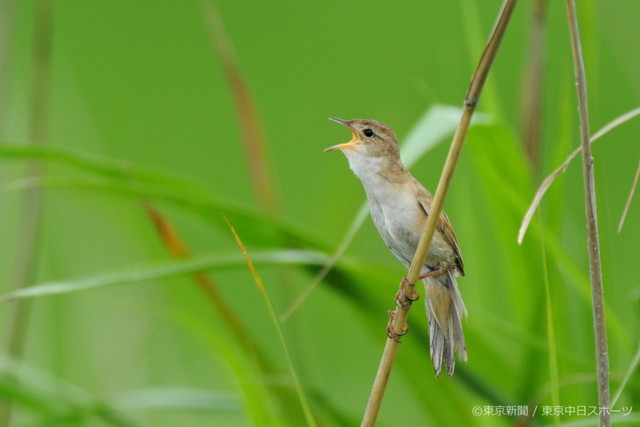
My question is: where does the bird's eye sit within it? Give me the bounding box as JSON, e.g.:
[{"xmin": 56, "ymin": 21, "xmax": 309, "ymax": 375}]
[{"xmin": 363, "ymin": 128, "xmax": 374, "ymax": 137}]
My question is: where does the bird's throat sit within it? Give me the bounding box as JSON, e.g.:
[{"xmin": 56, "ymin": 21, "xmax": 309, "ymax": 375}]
[{"xmin": 346, "ymin": 153, "xmax": 409, "ymax": 187}]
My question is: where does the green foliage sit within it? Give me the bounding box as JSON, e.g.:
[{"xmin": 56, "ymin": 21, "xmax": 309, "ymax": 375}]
[{"xmin": 1, "ymin": 1, "xmax": 639, "ymax": 426}]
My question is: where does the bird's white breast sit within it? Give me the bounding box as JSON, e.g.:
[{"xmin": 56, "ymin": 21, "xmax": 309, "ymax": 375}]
[
  {"xmin": 356, "ymin": 172, "xmax": 424, "ymax": 266},
  {"xmin": 345, "ymin": 152, "xmax": 454, "ymax": 270}
]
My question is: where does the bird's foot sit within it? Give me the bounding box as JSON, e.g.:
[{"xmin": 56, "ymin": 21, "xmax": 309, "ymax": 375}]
[
  {"xmin": 395, "ymin": 276, "xmax": 419, "ymax": 309},
  {"xmin": 387, "ymin": 310, "xmax": 409, "ymax": 343},
  {"xmin": 418, "ymin": 269, "xmax": 444, "ymax": 281}
]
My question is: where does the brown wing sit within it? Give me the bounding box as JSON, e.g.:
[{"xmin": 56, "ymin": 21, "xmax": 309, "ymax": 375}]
[{"xmin": 415, "ymin": 184, "xmax": 465, "ymax": 277}]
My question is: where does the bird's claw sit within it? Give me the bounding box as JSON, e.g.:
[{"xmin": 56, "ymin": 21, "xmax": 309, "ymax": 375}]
[
  {"xmin": 395, "ymin": 276, "xmax": 419, "ymax": 309},
  {"xmin": 387, "ymin": 310, "xmax": 409, "ymax": 342}
]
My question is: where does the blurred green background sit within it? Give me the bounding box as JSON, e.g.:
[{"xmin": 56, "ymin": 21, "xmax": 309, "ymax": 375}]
[{"xmin": 1, "ymin": 0, "xmax": 639, "ymax": 425}]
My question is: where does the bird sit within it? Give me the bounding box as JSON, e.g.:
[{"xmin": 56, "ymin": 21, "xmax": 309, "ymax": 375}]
[{"xmin": 325, "ymin": 117, "xmax": 467, "ymax": 377}]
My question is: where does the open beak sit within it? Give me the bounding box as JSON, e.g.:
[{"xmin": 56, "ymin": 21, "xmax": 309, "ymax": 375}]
[{"xmin": 324, "ymin": 117, "xmax": 359, "ymax": 152}]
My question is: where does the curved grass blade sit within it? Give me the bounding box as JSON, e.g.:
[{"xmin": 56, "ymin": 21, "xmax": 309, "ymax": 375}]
[
  {"xmin": 519, "ymin": 106, "xmax": 640, "ymax": 243},
  {"xmin": 401, "ymin": 104, "xmax": 491, "ymax": 169},
  {"xmin": 0, "ymin": 145, "xmax": 210, "ymax": 191},
  {"xmin": 0, "ymin": 250, "xmax": 331, "ymax": 303},
  {"xmin": 0, "ymin": 155, "xmax": 327, "ymax": 250},
  {"xmin": 222, "ymin": 214, "xmax": 316, "ymax": 426},
  {"xmin": 617, "ymin": 159, "xmax": 640, "ymax": 232},
  {"xmin": 279, "ymin": 203, "xmax": 369, "ymax": 323}
]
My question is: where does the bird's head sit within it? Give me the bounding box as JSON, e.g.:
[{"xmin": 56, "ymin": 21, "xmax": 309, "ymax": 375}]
[{"xmin": 325, "ymin": 118, "xmax": 400, "ymax": 160}]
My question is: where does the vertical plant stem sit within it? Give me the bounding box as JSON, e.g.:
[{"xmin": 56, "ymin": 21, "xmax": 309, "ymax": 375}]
[
  {"xmin": 361, "ymin": 1, "xmax": 518, "ymax": 425},
  {"xmin": 1, "ymin": 0, "xmax": 53, "ymax": 424},
  {"xmin": 223, "ymin": 215, "xmax": 317, "ymax": 426},
  {"xmin": 539, "ymin": 213, "xmax": 561, "ymax": 426},
  {"xmin": 520, "ymin": 0, "xmax": 546, "ymax": 171},
  {"xmin": 565, "ymin": 1, "xmax": 610, "ymax": 426}
]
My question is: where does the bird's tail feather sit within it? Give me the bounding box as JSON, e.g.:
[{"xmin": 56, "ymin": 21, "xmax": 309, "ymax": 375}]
[{"xmin": 423, "ymin": 271, "xmax": 467, "ymax": 377}]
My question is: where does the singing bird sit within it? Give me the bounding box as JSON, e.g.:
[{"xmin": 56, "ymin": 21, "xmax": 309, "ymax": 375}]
[{"xmin": 325, "ymin": 118, "xmax": 467, "ymax": 377}]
